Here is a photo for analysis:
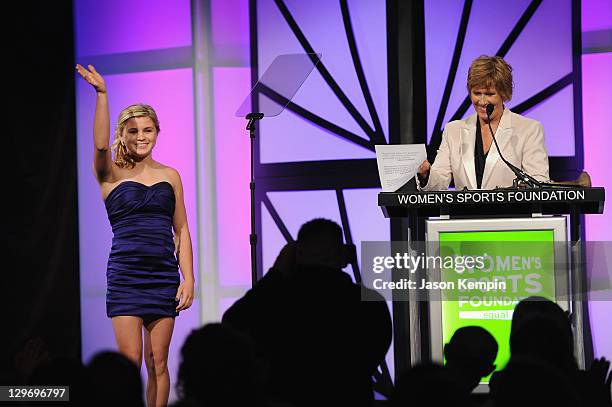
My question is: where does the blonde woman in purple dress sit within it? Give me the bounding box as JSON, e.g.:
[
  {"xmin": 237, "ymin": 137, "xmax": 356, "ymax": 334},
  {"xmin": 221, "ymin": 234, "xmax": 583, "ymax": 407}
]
[{"xmin": 77, "ymin": 63, "xmax": 195, "ymax": 407}]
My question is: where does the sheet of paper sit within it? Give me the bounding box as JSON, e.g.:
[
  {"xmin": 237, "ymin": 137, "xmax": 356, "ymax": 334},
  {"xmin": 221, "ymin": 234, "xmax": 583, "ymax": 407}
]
[{"xmin": 375, "ymin": 144, "xmax": 427, "ymax": 192}]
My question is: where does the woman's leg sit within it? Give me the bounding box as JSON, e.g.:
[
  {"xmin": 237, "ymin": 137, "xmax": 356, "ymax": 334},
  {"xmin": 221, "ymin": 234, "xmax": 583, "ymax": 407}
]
[
  {"xmin": 143, "ymin": 325, "xmax": 156, "ymax": 406},
  {"xmin": 111, "ymin": 316, "xmax": 144, "ymax": 367},
  {"xmin": 143, "ymin": 317, "xmax": 175, "ymax": 407}
]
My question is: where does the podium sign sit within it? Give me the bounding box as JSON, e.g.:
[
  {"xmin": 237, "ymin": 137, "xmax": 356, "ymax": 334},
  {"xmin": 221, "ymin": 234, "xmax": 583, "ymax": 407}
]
[
  {"xmin": 426, "ymin": 217, "xmax": 568, "ymax": 392},
  {"xmin": 379, "ymin": 188, "xmax": 605, "ymax": 217},
  {"xmin": 378, "ymin": 187, "xmax": 605, "ymax": 385}
]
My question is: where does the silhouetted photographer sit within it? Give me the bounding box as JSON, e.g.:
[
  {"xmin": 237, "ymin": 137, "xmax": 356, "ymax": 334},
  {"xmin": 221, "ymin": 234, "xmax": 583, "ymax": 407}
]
[{"xmin": 223, "ymin": 218, "xmax": 391, "ymax": 407}]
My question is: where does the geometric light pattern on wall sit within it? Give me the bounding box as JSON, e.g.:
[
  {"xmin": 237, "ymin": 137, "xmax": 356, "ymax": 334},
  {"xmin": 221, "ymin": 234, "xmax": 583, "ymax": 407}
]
[
  {"xmin": 425, "ymin": 0, "xmax": 580, "ymax": 158},
  {"xmin": 256, "ymin": 0, "xmax": 388, "ymax": 163}
]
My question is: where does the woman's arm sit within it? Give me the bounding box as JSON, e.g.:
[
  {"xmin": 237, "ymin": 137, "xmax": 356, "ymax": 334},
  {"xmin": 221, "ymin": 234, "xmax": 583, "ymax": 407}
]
[
  {"xmin": 522, "ymin": 121, "xmax": 550, "ymax": 182},
  {"xmin": 75, "ymin": 64, "xmax": 112, "ymax": 182},
  {"xmin": 421, "ymin": 126, "xmax": 453, "ymax": 191},
  {"xmin": 170, "ymin": 169, "xmax": 195, "ymax": 312}
]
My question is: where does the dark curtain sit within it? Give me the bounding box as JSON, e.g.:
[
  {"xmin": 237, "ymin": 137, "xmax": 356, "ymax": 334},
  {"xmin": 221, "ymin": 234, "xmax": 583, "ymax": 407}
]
[{"xmin": 2, "ymin": 0, "xmax": 80, "ymax": 382}]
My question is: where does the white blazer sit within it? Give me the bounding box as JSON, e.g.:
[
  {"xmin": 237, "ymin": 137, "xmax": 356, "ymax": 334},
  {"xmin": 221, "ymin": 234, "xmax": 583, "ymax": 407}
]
[{"xmin": 422, "ymin": 109, "xmax": 550, "ymax": 190}]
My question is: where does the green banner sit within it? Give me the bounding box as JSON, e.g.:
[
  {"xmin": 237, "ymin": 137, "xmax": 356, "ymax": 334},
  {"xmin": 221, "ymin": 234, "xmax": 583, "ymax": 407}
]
[{"xmin": 438, "ymin": 230, "xmax": 556, "ymax": 382}]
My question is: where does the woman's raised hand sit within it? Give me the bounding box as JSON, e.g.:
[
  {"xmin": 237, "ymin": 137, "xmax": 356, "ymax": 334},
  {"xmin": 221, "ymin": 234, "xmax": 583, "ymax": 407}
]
[{"xmin": 75, "ymin": 64, "xmax": 106, "ymax": 94}]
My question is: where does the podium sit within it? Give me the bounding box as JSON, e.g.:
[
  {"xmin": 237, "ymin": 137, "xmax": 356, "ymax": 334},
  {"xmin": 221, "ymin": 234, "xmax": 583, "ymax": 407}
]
[{"xmin": 377, "ymin": 187, "xmax": 605, "ymax": 389}]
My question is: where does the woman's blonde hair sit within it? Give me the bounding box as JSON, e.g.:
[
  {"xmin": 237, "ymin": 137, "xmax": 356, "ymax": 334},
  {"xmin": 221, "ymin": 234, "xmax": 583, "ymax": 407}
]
[
  {"xmin": 112, "ymin": 104, "xmax": 160, "ymax": 168},
  {"xmin": 467, "ymin": 55, "xmax": 514, "ymax": 101}
]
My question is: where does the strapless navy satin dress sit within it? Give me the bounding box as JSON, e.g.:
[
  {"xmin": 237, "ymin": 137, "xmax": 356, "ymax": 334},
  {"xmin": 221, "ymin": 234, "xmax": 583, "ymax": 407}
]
[{"xmin": 104, "ymin": 181, "xmax": 180, "ymax": 321}]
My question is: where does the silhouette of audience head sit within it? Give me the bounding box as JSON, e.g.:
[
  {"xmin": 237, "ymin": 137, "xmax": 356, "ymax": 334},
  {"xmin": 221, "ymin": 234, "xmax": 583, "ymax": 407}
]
[
  {"xmin": 511, "ymin": 296, "xmax": 572, "ymax": 339},
  {"xmin": 295, "ymin": 218, "xmax": 349, "ymax": 269},
  {"xmin": 510, "ymin": 296, "xmax": 576, "ymax": 372},
  {"xmin": 86, "ymin": 351, "xmax": 144, "ymax": 407},
  {"xmin": 444, "ymin": 326, "xmax": 498, "ymax": 392},
  {"xmin": 391, "ymin": 363, "xmax": 468, "ymax": 407},
  {"xmin": 176, "ymin": 323, "xmax": 261, "ymax": 406},
  {"xmin": 490, "ymin": 356, "xmax": 581, "ymax": 407}
]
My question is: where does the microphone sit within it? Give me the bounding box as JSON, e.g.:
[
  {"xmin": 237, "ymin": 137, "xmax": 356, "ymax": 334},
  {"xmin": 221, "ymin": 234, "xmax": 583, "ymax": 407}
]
[{"xmin": 485, "ymin": 104, "xmax": 541, "ymax": 188}]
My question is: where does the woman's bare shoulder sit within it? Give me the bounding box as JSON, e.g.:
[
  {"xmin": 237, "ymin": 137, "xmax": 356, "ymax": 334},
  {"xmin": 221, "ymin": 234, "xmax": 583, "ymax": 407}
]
[{"xmin": 155, "ymin": 163, "xmax": 181, "ymax": 186}]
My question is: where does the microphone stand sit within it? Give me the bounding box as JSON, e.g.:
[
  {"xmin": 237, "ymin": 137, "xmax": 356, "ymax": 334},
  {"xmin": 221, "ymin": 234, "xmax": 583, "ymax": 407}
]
[
  {"xmin": 246, "ymin": 112, "xmax": 264, "ymax": 285},
  {"xmin": 486, "ymin": 107, "xmax": 541, "ymax": 188}
]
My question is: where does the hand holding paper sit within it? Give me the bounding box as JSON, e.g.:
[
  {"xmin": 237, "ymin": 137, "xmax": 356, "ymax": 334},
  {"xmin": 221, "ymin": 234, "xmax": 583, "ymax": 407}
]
[{"xmin": 375, "ymin": 144, "xmax": 428, "ymax": 192}]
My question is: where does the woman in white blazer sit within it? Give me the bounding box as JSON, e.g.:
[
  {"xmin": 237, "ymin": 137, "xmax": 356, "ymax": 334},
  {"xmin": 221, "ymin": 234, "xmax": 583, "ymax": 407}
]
[{"xmin": 417, "ymin": 56, "xmax": 550, "ymax": 190}]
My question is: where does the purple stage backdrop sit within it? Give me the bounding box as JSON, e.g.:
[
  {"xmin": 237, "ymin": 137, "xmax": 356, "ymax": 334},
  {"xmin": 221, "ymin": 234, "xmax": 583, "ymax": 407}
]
[
  {"xmin": 582, "ymin": 53, "xmax": 612, "ymax": 361},
  {"xmin": 75, "ymin": 0, "xmax": 192, "ymax": 56},
  {"xmin": 581, "ymin": 0, "xmax": 612, "ymax": 362},
  {"xmin": 73, "ymin": 0, "xmax": 611, "ymax": 400}
]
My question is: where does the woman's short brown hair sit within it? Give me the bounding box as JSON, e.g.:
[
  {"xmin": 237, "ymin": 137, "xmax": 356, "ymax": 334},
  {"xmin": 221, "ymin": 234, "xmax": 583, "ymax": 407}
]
[{"xmin": 467, "ymin": 55, "xmax": 514, "ymax": 101}]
